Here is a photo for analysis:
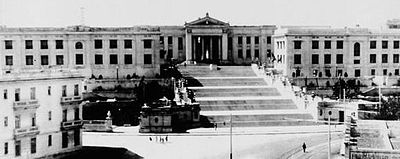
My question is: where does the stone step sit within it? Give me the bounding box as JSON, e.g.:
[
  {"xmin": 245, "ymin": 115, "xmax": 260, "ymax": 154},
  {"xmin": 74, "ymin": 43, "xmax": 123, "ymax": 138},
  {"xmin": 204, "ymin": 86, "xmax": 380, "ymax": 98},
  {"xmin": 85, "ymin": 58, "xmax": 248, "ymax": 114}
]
[
  {"xmin": 205, "ymin": 120, "xmax": 317, "ymax": 127},
  {"xmin": 196, "ymin": 92, "xmax": 280, "ymax": 97},
  {"xmin": 204, "ymin": 113, "xmax": 313, "ymax": 123},
  {"xmin": 186, "ymin": 78, "xmax": 266, "ymax": 86},
  {"xmin": 200, "ymin": 104, "xmax": 297, "ymax": 111},
  {"xmin": 198, "ymin": 99, "xmax": 295, "ymax": 105}
]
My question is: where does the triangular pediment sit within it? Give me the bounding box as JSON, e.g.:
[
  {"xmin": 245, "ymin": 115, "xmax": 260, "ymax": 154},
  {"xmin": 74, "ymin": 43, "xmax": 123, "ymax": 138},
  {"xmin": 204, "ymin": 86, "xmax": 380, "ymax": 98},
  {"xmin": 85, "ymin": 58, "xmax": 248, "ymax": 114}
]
[{"xmin": 186, "ymin": 13, "xmax": 229, "ymax": 26}]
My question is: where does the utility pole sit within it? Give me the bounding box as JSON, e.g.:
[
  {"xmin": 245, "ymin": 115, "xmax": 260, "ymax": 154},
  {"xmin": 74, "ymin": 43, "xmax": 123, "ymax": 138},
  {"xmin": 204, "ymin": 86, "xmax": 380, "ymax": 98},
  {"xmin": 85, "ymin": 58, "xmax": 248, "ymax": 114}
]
[
  {"xmin": 230, "ymin": 113, "xmax": 233, "ymax": 159},
  {"xmin": 328, "ymin": 111, "xmax": 332, "ymax": 159}
]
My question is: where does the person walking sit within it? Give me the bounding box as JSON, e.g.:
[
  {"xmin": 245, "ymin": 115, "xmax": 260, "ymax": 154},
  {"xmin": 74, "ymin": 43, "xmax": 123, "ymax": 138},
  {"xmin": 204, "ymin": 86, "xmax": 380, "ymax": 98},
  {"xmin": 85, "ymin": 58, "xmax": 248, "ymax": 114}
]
[
  {"xmin": 166, "ymin": 135, "xmax": 168, "ymax": 142},
  {"xmin": 302, "ymin": 142, "xmax": 307, "ymax": 153}
]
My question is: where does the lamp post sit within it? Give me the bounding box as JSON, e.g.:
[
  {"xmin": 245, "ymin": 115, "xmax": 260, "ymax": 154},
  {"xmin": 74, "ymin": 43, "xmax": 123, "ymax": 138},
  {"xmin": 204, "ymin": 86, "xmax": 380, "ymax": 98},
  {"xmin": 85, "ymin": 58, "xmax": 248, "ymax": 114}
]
[{"xmin": 230, "ymin": 113, "xmax": 233, "ymax": 159}]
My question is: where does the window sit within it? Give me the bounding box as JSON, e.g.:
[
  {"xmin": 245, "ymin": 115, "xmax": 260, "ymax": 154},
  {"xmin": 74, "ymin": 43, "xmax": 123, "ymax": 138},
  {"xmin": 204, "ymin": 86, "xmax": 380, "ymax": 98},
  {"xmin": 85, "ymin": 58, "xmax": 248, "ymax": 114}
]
[
  {"xmin": 238, "ymin": 36, "xmax": 243, "ymax": 44},
  {"xmin": 168, "ymin": 36, "xmax": 173, "ymax": 44},
  {"xmin": 178, "ymin": 37, "xmax": 183, "ymax": 50},
  {"xmin": 74, "ymin": 108, "xmax": 80, "ymax": 120},
  {"xmin": 383, "ymin": 69, "xmax": 388, "ymax": 75},
  {"xmin": 75, "ymin": 54, "xmax": 83, "ymax": 65},
  {"xmin": 370, "ymin": 54, "xmax": 376, "ymax": 63},
  {"xmin": 371, "ymin": 69, "xmax": 375, "ymax": 76},
  {"xmin": 294, "ymin": 54, "xmax": 301, "ymax": 64},
  {"xmin": 238, "ymin": 49, "xmax": 243, "ymax": 58},
  {"xmin": 26, "ymin": 55, "xmax": 34, "ymax": 65},
  {"xmin": 395, "ymin": 69, "xmax": 399, "ymax": 76},
  {"xmin": 312, "ymin": 41, "xmax": 319, "ymax": 49},
  {"xmin": 167, "ymin": 49, "xmax": 173, "ymax": 59},
  {"xmin": 255, "ymin": 49, "xmax": 259, "ymax": 58},
  {"xmin": 30, "ymin": 87, "xmax": 35, "ymax": 100},
  {"xmin": 354, "ymin": 42, "xmax": 360, "ymax": 56},
  {"xmin": 74, "ymin": 84, "xmax": 79, "ymax": 96},
  {"xmin": 4, "ymin": 116, "xmax": 8, "ymax": 127},
  {"xmin": 370, "ymin": 41, "xmax": 376, "ymax": 49},
  {"xmin": 5, "ymin": 56, "xmax": 13, "ymax": 66},
  {"xmin": 382, "ymin": 40, "xmax": 388, "ymax": 49},
  {"xmin": 312, "ymin": 54, "xmax": 319, "ymax": 64},
  {"xmin": 354, "ymin": 60, "xmax": 360, "ymax": 64},
  {"xmin": 62, "ymin": 109, "xmax": 67, "ymax": 122},
  {"xmin": 394, "ymin": 54, "xmax": 399, "ymax": 63},
  {"xmin": 337, "ymin": 70, "xmax": 343, "ymax": 77},
  {"xmin": 5, "ymin": 40, "xmax": 12, "ymax": 49},
  {"xmin": 324, "ymin": 40, "xmax": 331, "ymax": 49},
  {"xmin": 382, "ymin": 54, "xmax": 388, "ymax": 63},
  {"xmin": 62, "ymin": 132, "xmax": 68, "ymax": 148},
  {"xmin": 31, "ymin": 138, "xmax": 36, "ymax": 154},
  {"xmin": 74, "ymin": 129, "xmax": 80, "ymax": 146},
  {"xmin": 355, "ymin": 69, "xmax": 361, "ymax": 77},
  {"xmin": 48, "ymin": 111, "xmax": 52, "ymax": 121},
  {"xmin": 56, "ymin": 40, "xmax": 63, "ymax": 49},
  {"xmin": 94, "ymin": 40, "xmax": 102, "ymax": 49},
  {"xmin": 15, "ymin": 115, "xmax": 20, "ymax": 129},
  {"xmin": 41, "ymin": 55, "xmax": 49, "ymax": 65},
  {"xmin": 3, "ymin": 89, "xmax": 7, "ymax": 99},
  {"xmin": 266, "ymin": 36, "xmax": 271, "ymax": 44},
  {"xmin": 95, "ymin": 55, "xmax": 103, "ymax": 64},
  {"xmin": 394, "ymin": 41, "xmax": 400, "ymax": 49},
  {"xmin": 25, "ymin": 40, "xmax": 33, "ymax": 49},
  {"xmin": 159, "ymin": 36, "xmax": 164, "ymax": 44},
  {"xmin": 336, "ymin": 54, "xmax": 343, "ymax": 64},
  {"xmin": 336, "ymin": 40, "xmax": 343, "ymax": 49},
  {"xmin": 14, "ymin": 88, "xmax": 20, "ymax": 102},
  {"xmin": 48, "ymin": 135, "xmax": 52, "ymax": 147},
  {"xmin": 324, "ymin": 54, "xmax": 331, "ymax": 64},
  {"xmin": 75, "ymin": 42, "xmax": 83, "ymax": 49},
  {"xmin": 4, "ymin": 142, "xmax": 8, "ymax": 155},
  {"xmin": 246, "ymin": 49, "xmax": 251, "ymax": 58},
  {"xmin": 124, "ymin": 54, "xmax": 132, "ymax": 64},
  {"xmin": 109, "ymin": 40, "xmax": 118, "ymax": 49},
  {"xmin": 31, "ymin": 113, "xmax": 36, "ymax": 126},
  {"xmin": 246, "ymin": 36, "xmax": 251, "ymax": 44},
  {"xmin": 294, "ymin": 41, "xmax": 301, "ymax": 49},
  {"xmin": 144, "ymin": 54, "xmax": 152, "ymax": 64},
  {"xmin": 124, "ymin": 40, "xmax": 132, "ymax": 49},
  {"xmin": 40, "ymin": 40, "xmax": 48, "ymax": 49},
  {"xmin": 15, "ymin": 140, "xmax": 20, "ymax": 156},
  {"xmin": 62, "ymin": 85, "xmax": 67, "ymax": 97},
  {"xmin": 325, "ymin": 69, "xmax": 331, "ymax": 77},
  {"xmin": 56, "ymin": 55, "xmax": 64, "ymax": 65},
  {"xmin": 255, "ymin": 36, "xmax": 259, "ymax": 44},
  {"xmin": 48, "ymin": 86, "xmax": 51, "ymax": 95},
  {"xmin": 143, "ymin": 40, "xmax": 152, "ymax": 49},
  {"xmin": 110, "ymin": 54, "xmax": 118, "ymax": 64}
]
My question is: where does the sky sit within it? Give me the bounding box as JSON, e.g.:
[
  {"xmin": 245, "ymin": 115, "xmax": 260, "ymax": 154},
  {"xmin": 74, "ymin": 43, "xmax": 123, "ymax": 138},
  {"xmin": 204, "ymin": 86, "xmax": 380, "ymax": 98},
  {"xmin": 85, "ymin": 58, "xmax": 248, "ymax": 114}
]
[{"xmin": 1, "ymin": 0, "xmax": 400, "ymax": 28}]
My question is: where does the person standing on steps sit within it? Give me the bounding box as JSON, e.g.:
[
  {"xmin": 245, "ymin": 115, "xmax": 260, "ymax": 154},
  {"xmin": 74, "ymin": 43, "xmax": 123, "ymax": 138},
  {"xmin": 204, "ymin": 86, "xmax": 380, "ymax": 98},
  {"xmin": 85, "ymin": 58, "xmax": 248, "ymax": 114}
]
[{"xmin": 302, "ymin": 142, "xmax": 307, "ymax": 153}]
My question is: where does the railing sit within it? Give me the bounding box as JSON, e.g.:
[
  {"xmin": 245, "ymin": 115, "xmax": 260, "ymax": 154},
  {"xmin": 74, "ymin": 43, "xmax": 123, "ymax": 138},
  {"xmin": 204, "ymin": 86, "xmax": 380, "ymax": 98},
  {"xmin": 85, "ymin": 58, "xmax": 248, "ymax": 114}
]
[
  {"xmin": 14, "ymin": 126, "xmax": 40, "ymax": 138},
  {"xmin": 60, "ymin": 95, "xmax": 82, "ymax": 103},
  {"xmin": 13, "ymin": 99, "xmax": 39, "ymax": 110},
  {"xmin": 61, "ymin": 120, "xmax": 83, "ymax": 130}
]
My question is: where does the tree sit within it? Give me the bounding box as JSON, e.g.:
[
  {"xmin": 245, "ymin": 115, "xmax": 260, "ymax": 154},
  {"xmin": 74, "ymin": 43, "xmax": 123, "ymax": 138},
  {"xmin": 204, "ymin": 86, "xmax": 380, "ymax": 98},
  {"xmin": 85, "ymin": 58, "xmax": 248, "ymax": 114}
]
[{"xmin": 375, "ymin": 97, "xmax": 400, "ymax": 120}]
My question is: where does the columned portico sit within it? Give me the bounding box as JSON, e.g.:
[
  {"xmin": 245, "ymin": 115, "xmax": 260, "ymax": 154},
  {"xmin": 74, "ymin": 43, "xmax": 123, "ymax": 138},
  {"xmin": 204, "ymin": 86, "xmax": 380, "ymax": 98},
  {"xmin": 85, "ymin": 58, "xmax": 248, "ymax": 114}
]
[{"xmin": 184, "ymin": 13, "xmax": 230, "ymax": 64}]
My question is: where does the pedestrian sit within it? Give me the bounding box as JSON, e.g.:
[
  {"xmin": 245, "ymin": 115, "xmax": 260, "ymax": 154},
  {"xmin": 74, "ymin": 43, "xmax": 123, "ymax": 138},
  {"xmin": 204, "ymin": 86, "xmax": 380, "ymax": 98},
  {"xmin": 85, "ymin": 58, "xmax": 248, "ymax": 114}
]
[
  {"xmin": 166, "ymin": 135, "xmax": 168, "ymax": 142},
  {"xmin": 214, "ymin": 123, "xmax": 217, "ymax": 131},
  {"xmin": 149, "ymin": 137, "xmax": 152, "ymax": 141},
  {"xmin": 302, "ymin": 142, "xmax": 307, "ymax": 153}
]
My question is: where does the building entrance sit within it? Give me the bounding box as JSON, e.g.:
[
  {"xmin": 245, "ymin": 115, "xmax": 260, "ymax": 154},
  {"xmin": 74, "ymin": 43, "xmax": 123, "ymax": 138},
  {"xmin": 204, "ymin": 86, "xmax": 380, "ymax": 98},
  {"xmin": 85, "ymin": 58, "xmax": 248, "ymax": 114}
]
[{"xmin": 192, "ymin": 36, "xmax": 221, "ymax": 63}]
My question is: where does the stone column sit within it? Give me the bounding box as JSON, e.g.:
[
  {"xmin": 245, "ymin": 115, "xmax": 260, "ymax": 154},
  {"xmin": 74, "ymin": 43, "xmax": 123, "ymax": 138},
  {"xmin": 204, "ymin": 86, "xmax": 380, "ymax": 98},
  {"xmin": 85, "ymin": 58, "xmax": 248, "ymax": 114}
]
[
  {"xmin": 185, "ymin": 32, "xmax": 192, "ymax": 61},
  {"xmin": 201, "ymin": 37, "xmax": 205, "ymax": 60},
  {"xmin": 192, "ymin": 36, "xmax": 196, "ymax": 61},
  {"xmin": 222, "ymin": 33, "xmax": 228, "ymax": 61}
]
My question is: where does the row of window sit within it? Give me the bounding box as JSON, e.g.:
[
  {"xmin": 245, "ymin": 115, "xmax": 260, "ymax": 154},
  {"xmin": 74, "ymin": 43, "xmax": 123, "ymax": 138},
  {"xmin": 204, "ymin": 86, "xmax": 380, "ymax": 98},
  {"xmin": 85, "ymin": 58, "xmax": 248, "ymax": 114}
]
[
  {"xmin": 6, "ymin": 131, "xmax": 80, "ymax": 157},
  {"xmin": 3, "ymin": 39, "xmax": 144, "ymax": 50},
  {"xmin": 293, "ymin": 40, "xmax": 344, "ymax": 50},
  {"xmin": 294, "ymin": 54, "xmax": 344, "ymax": 64},
  {"xmin": 237, "ymin": 49, "xmax": 260, "ymax": 59},
  {"xmin": 159, "ymin": 36, "xmax": 184, "ymax": 50},
  {"xmin": 294, "ymin": 68, "xmax": 400, "ymax": 78},
  {"xmin": 2, "ymin": 85, "xmax": 79, "ymax": 101},
  {"xmin": 237, "ymin": 36, "xmax": 271, "ymax": 45},
  {"xmin": 3, "ymin": 54, "xmax": 153, "ymax": 66},
  {"xmin": 370, "ymin": 40, "xmax": 400, "ymax": 49}
]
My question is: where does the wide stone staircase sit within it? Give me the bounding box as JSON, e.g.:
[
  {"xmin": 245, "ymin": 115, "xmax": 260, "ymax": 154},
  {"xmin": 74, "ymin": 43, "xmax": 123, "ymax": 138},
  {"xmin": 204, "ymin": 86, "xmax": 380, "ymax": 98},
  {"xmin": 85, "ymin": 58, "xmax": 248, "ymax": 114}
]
[{"xmin": 179, "ymin": 65, "xmax": 315, "ymax": 127}]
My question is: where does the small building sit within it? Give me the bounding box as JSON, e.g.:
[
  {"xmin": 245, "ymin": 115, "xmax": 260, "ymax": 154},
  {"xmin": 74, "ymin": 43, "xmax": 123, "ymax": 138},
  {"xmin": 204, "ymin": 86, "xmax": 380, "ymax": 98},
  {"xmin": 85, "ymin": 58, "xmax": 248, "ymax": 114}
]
[
  {"xmin": 317, "ymin": 100, "xmax": 379, "ymax": 123},
  {"xmin": 139, "ymin": 78, "xmax": 200, "ymax": 133}
]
